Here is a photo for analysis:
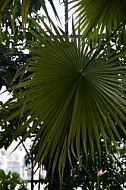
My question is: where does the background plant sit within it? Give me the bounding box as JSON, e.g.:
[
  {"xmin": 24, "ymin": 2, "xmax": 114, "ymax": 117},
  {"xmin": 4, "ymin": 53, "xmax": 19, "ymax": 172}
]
[{"xmin": 0, "ymin": 169, "xmax": 28, "ymax": 190}]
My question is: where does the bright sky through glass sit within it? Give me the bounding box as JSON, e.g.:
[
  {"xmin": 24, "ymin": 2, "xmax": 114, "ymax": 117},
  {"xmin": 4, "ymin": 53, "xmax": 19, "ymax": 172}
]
[{"xmin": 0, "ymin": 86, "xmax": 12, "ymax": 103}]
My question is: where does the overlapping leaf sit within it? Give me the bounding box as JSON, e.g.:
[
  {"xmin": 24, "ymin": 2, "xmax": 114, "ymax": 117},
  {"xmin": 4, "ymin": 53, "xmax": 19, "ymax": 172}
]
[{"xmin": 71, "ymin": 0, "xmax": 126, "ymax": 43}]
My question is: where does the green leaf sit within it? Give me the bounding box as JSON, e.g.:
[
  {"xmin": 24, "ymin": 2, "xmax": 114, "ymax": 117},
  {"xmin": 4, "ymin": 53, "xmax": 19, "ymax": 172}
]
[
  {"xmin": 1, "ymin": 19, "xmax": 126, "ymax": 182},
  {"xmin": 72, "ymin": 0, "xmax": 126, "ymax": 43}
]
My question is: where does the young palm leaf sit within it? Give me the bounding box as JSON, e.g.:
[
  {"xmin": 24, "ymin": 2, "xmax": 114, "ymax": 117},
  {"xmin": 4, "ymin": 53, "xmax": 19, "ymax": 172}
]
[{"xmin": 2, "ymin": 18, "xmax": 126, "ymax": 181}]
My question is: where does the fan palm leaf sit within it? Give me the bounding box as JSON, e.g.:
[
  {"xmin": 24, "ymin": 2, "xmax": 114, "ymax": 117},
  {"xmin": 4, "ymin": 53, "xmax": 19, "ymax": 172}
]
[
  {"xmin": 1, "ymin": 18, "xmax": 126, "ymax": 180},
  {"xmin": 71, "ymin": 0, "xmax": 126, "ymax": 43}
]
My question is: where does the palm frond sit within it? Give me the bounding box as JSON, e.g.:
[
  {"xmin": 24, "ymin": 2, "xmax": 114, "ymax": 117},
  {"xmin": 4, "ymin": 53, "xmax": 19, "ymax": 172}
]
[
  {"xmin": 1, "ymin": 18, "xmax": 126, "ymax": 181},
  {"xmin": 71, "ymin": 0, "xmax": 126, "ymax": 43}
]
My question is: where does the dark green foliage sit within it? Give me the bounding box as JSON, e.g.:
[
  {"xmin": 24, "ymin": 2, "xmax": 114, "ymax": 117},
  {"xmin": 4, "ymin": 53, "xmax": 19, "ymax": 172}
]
[
  {"xmin": 0, "ymin": 169, "xmax": 28, "ymax": 190},
  {"xmin": 43, "ymin": 139, "xmax": 126, "ymax": 190},
  {"xmin": 0, "ymin": 101, "xmax": 18, "ymax": 148},
  {"xmin": 0, "ymin": 1, "xmax": 43, "ymax": 90},
  {"xmin": 0, "ymin": 100, "xmax": 30, "ymax": 149},
  {"xmin": 31, "ymin": 126, "xmax": 126, "ymax": 190},
  {"xmin": 0, "ymin": 44, "xmax": 17, "ymax": 90}
]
